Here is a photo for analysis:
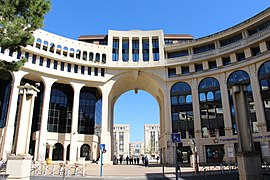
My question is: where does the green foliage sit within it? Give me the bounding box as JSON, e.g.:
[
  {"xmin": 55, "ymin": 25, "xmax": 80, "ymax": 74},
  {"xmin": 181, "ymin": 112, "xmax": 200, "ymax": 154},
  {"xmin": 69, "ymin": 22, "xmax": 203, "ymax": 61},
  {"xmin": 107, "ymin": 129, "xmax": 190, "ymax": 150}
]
[{"xmin": 0, "ymin": 0, "xmax": 51, "ymax": 71}]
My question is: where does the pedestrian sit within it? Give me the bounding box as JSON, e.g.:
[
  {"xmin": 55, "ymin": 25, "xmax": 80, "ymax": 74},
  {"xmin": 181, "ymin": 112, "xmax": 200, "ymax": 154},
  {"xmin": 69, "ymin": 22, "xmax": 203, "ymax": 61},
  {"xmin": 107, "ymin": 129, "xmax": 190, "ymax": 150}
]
[
  {"xmin": 144, "ymin": 156, "xmax": 149, "ymax": 167},
  {"xmin": 126, "ymin": 155, "xmax": 129, "ymax": 165},
  {"xmin": 137, "ymin": 157, "xmax": 140, "ymax": 165},
  {"xmin": 119, "ymin": 156, "xmax": 123, "ymax": 164},
  {"xmin": 142, "ymin": 156, "xmax": 145, "ymax": 164}
]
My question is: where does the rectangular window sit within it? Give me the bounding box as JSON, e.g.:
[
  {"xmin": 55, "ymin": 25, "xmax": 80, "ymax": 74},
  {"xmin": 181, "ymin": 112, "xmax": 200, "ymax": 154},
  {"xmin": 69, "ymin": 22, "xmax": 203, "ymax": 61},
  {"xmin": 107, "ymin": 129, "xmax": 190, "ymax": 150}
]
[
  {"xmin": 122, "ymin": 39, "xmax": 129, "ymax": 61},
  {"xmin": 39, "ymin": 57, "xmax": 44, "ymax": 66},
  {"xmin": 209, "ymin": 61, "xmax": 217, "ymax": 69},
  {"xmin": 67, "ymin": 63, "xmax": 71, "ymax": 72},
  {"xmin": 32, "ymin": 54, "xmax": 36, "ymax": 64},
  {"xmin": 152, "ymin": 38, "xmax": 159, "ymax": 61},
  {"xmin": 220, "ymin": 33, "xmax": 243, "ymax": 47},
  {"xmin": 94, "ymin": 67, "xmax": 98, "ymax": 76},
  {"xmin": 132, "ymin": 39, "xmax": 139, "ymax": 61},
  {"xmin": 193, "ymin": 43, "xmax": 215, "ymax": 54},
  {"xmin": 24, "ymin": 52, "xmax": 29, "ymax": 60},
  {"xmin": 88, "ymin": 67, "xmax": 91, "ymax": 75},
  {"xmin": 143, "ymin": 39, "xmax": 149, "ymax": 61},
  {"xmin": 60, "ymin": 62, "xmax": 64, "ymax": 71},
  {"xmin": 101, "ymin": 68, "xmax": 105, "ymax": 77},
  {"xmin": 181, "ymin": 66, "xmax": 189, "ymax": 74},
  {"xmin": 53, "ymin": 60, "xmax": 58, "ymax": 70},
  {"xmin": 167, "ymin": 50, "xmax": 189, "ymax": 58},
  {"xmin": 195, "ymin": 64, "xmax": 203, "ymax": 72},
  {"xmin": 112, "ymin": 38, "xmax": 119, "ymax": 61},
  {"xmin": 17, "ymin": 50, "xmax": 21, "ymax": 59},
  {"xmin": 236, "ymin": 52, "xmax": 245, "ymax": 61},
  {"xmin": 46, "ymin": 59, "xmax": 51, "ymax": 68},
  {"xmin": 222, "ymin": 57, "xmax": 231, "ymax": 66},
  {"xmin": 168, "ymin": 68, "xmax": 176, "ymax": 77},
  {"xmin": 81, "ymin": 66, "xmax": 85, "ymax": 74},
  {"xmin": 74, "ymin": 65, "xmax": 78, "ymax": 73},
  {"xmin": 251, "ymin": 47, "xmax": 261, "ymax": 56}
]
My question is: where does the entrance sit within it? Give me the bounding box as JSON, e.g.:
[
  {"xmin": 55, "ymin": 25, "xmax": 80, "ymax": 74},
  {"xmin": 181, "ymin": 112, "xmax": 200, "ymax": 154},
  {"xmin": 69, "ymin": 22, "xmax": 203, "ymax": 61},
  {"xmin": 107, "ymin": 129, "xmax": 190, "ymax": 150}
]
[{"xmin": 205, "ymin": 145, "xmax": 224, "ymax": 164}]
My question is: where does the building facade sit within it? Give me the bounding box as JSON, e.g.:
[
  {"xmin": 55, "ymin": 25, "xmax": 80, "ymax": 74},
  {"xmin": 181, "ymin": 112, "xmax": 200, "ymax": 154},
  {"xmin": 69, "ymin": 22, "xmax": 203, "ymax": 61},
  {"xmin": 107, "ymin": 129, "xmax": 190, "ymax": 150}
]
[
  {"xmin": 113, "ymin": 124, "xmax": 130, "ymax": 159},
  {"xmin": 129, "ymin": 141, "xmax": 144, "ymax": 158},
  {"xmin": 1, "ymin": 7, "xmax": 270, "ymax": 165},
  {"xmin": 144, "ymin": 124, "xmax": 160, "ymax": 159}
]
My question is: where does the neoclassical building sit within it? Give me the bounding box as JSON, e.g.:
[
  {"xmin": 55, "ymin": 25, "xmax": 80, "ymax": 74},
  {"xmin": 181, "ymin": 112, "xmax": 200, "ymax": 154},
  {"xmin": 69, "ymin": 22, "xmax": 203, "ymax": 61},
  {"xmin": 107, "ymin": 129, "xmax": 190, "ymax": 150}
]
[{"xmin": 1, "ymin": 7, "xmax": 270, "ymax": 165}]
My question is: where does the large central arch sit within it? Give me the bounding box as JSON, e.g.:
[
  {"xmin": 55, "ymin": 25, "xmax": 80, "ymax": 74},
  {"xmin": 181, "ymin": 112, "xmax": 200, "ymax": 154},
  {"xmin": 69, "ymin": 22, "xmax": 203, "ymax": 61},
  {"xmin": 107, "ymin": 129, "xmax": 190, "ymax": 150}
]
[{"xmin": 100, "ymin": 70, "xmax": 172, "ymax": 164}]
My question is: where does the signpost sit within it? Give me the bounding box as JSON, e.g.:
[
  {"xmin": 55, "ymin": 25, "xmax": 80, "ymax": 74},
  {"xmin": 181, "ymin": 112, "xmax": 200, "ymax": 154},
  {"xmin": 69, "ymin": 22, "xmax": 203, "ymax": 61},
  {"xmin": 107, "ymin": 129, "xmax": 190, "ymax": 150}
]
[
  {"xmin": 171, "ymin": 133, "xmax": 181, "ymax": 180},
  {"xmin": 100, "ymin": 144, "xmax": 105, "ymax": 177}
]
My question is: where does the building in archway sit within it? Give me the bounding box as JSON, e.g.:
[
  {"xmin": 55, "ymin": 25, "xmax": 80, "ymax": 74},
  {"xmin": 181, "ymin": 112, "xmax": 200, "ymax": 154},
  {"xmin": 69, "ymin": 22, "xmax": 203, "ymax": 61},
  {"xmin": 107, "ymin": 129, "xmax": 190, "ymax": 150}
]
[
  {"xmin": 1, "ymin": 7, "xmax": 270, "ymax": 165},
  {"xmin": 144, "ymin": 124, "xmax": 160, "ymax": 159},
  {"xmin": 113, "ymin": 124, "xmax": 130, "ymax": 159}
]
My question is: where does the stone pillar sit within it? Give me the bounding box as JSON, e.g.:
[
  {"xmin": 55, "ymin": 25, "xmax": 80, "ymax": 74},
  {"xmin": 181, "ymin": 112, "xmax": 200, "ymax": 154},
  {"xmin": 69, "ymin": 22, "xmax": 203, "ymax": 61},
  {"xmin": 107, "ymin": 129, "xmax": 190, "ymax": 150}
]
[
  {"xmin": 119, "ymin": 37, "xmax": 122, "ymax": 61},
  {"xmin": 36, "ymin": 77, "xmax": 56, "ymax": 161},
  {"xmin": 69, "ymin": 82, "xmax": 84, "ymax": 162},
  {"xmin": 230, "ymin": 83, "xmax": 261, "ymax": 180},
  {"xmin": 149, "ymin": 37, "xmax": 153, "ymax": 62},
  {"xmin": 139, "ymin": 37, "xmax": 143, "ymax": 62},
  {"xmin": 191, "ymin": 79, "xmax": 202, "ymax": 138},
  {"xmin": 219, "ymin": 73, "xmax": 233, "ymax": 136},
  {"xmin": 129, "ymin": 37, "xmax": 132, "ymax": 62},
  {"xmin": 0, "ymin": 72, "xmax": 25, "ymax": 159},
  {"xmin": 13, "ymin": 83, "xmax": 39, "ymax": 155}
]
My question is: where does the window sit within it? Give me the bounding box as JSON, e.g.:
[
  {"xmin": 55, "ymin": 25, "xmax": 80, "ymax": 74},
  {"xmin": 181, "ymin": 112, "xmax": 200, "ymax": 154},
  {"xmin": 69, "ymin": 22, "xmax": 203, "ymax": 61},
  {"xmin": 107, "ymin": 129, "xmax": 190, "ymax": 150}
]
[
  {"xmin": 74, "ymin": 65, "xmax": 78, "ymax": 73},
  {"xmin": 251, "ymin": 47, "xmax": 261, "ymax": 56},
  {"xmin": 170, "ymin": 82, "xmax": 194, "ymax": 138},
  {"xmin": 67, "ymin": 63, "xmax": 71, "ymax": 72},
  {"xmin": 60, "ymin": 62, "xmax": 64, "ymax": 71},
  {"xmin": 222, "ymin": 57, "xmax": 231, "ymax": 66},
  {"xmin": 112, "ymin": 38, "xmax": 119, "ymax": 61},
  {"xmin": 39, "ymin": 57, "xmax": 44, "ymax": 66},
  {"xmin": 88, "ymin": 67, "xmax": 91, "ymax": 75},
  {"xmin": 132, "ymin": 39, "xmax": 139, "ymax": 61},
  {"xmin": 181, "ymin": 66, "xmax": 189, "ymax": 74},
  {"xmin": 122, "ymin": 39, "xmax": 129, "ymax": 61},
  {"xmin": 101, "ymin": 68, "xmax": 105, "ymax": 77},
  {"xmin": 143, "ymin": 39, "xmax": 149, "ymax": 61},
  {"xmin": 167, "ymin": 50, "xmax": 189, "ymax": 58},
  {"xmin": 209, "ymin": 61, "xmax": 217, "ymax": 69},
  {"xmin": 94, "ymin": 68, "xmax": 98, "ymax": 76},
  {"xmin": 32, "ymin": 55, "xmax": 36, "ymax": 64},
  {"xmin": 81, "ymin": 66, "xmax": 85, "ymax": 74},
  {"xmin": 89, "ymin": 52, "xmax": 94, "ymax": 61},
  {"xmin": 53, "ymin": 60, "xmax": 58, "ymax": 70},
  {"xmin": 152, "ymin": 38, "xmax": 159, "ymax": 61},
  {"xmin": 168, "ymin": 68, "xmax": 176, "ymax": 77},
  {"xmin": 220, "ymin": 34, "xmax": 242, "ymax": 47},
  {"xmin": 193, "ymin": 43, "xmax": 215, "ymax": 54},
  {"xmin": 195, "ymin": 64, "xmax": 203, "ymax": 72},
  {"xmin": 46, "ymin": 59, "xmax": 51, "ymax": 68},
  {"xmin": 236, "ymin": 52, "xmax": 245, "ymax": 61}
]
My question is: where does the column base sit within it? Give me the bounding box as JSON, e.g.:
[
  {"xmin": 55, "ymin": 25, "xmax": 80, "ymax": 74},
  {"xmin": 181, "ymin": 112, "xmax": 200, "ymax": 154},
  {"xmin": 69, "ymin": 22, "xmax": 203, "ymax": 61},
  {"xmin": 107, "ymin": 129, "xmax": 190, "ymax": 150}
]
[
  {"xmin": 6, "ymin": 154, "xmax": 32, "ymax": 180},
  {"xmin": 237, "ymin": 152, "xmax": 262, "ymax": 180}
]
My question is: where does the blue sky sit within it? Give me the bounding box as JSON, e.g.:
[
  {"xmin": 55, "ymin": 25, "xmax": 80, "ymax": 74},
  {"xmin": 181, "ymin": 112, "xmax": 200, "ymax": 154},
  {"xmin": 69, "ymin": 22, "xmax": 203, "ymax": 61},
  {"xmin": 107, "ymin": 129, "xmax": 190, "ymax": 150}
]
[{"xmin": 43, "ymin": 0, "xmax": 270, "ymax": 142}]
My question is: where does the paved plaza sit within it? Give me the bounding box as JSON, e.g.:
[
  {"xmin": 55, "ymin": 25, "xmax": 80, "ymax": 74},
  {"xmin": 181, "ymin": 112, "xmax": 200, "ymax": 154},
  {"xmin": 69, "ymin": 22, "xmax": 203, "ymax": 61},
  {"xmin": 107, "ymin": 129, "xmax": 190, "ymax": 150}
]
[{"xmin": 30, "ymin": 162, "xmax": 242, "ymax": 180}]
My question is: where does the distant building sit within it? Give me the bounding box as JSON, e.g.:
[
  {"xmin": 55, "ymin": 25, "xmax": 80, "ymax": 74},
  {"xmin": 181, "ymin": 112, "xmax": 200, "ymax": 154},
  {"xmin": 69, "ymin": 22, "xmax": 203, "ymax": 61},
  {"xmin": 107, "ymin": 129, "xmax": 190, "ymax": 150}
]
[
  {"xmin": 113, "ymin": 124, "xmax": 130, "ymax": 159},
  {"xmin": 129, "ymin": 141, "xmax": 144, "ymax": 158},
  {"xmin": 144, "ymin": 124, "xmax": 160, "ymax": 159}
]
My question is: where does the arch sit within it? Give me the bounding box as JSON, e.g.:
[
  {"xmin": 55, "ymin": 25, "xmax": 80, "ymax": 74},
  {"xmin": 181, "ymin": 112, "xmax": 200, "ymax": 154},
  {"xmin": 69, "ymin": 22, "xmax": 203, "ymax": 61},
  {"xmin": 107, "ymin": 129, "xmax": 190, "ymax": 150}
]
[
  {"xmin": 52, "ymin": 143, "xmax": 64, "ymax": 160},
  {"xmin": 102, "ymin": 54, "xmax": 106, "ymax": 63},
  {"xmin": 76, "ymin": 49, "xmax": 81, "ymax": 59},
  {"xmin": 89, "ymin": 52, "xmax": 94, "ymax": 61},
  {"xmin": 258, "ymin": 61, "xmax": 270, "ymax": 131},
  {"xmin": 80, "ymin": 144, "xmax": 91, "ymax": 160},
  {"xmin": 227, "ymin": 70, "xmax": 250, "ymax": 87},
  {"xmin": 70, "ymin": 48, "xmax": 75, "ymax": 58},
  {"xmin": 36, "ymin": 38, "xmax": 42, "ymax": 49},
  {"xmin": 43, "ymin": 41, "xmax": 48, "ymax": 51},
  {"xmin": 63, "ymin": 46, "xmax": 68, "ymax": 57},
  {"xmin": 95, "ymin": 53, "xmax": 100, "ymax": 62},
  {"xmin": 82, "ymin": 51, "xmax": 87, "ymax": 60},
  {"xmin": 170, "ymin": 82, "xmax": 194, "ymax": 139},
  {"xmin": 56, "ymin": 45, "xmax": 62, "ymax": 55},
  {"xmin": 199, "ymin": 77, "xmax": 224, "ymax": 138},
  {"xmin": 49, "ymin": 43, "xmax": 55, "ymax": 53}
]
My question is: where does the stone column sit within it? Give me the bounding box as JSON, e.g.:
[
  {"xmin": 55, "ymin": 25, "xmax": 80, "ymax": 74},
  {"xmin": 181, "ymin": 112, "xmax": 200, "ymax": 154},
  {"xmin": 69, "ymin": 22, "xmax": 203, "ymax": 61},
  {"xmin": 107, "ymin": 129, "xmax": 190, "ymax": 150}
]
[
  {"xmin": 119, "ymin": 37, "xmax": 122, "ymax": 61},
  {"xmin": 139, "ymin": 37, "xmax": 143, "ymax": 63},
  {"xmin": 219, "ymin": 73, "xmax": 233, "ymax": 136},
  {"xmin": 191, "ymin": 79, "xmax": 202, "ymax": 138},
  {"xmin": 230, "ymin": 83, "xmax": 261, "ymax": 180},
  {"xmin": 13, "ymin": 83, "xmax": 39, "ymax": 155},
  {"xmin": 0, "ymin": 72, "xmax": 25, "ymax": 159},
  {"xmin": 69, "ymin": 82, "xmax": 84, "ymax": 162},
  {"xmin": 35, "ymin": 77, "xmax": 56, "ymax": 161},
  {"xmin": 129, "ymin": 37, "xmax": 132, "ymax": 62},
  {"xmin": 149, "ymin": 37, "xmax": 153, "ymax": 62}
]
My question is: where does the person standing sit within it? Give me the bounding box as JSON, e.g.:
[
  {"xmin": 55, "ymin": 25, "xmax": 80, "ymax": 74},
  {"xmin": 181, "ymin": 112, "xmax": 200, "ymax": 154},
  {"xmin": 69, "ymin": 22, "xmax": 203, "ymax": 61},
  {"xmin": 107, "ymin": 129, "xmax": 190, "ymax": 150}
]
[
  {"xmin": 126, "ymin": 155, "xmax": 129, "ymax": 165},
  {"xmin": 144, "ymin": 156, "xmax": 149, "ymax": 167}
]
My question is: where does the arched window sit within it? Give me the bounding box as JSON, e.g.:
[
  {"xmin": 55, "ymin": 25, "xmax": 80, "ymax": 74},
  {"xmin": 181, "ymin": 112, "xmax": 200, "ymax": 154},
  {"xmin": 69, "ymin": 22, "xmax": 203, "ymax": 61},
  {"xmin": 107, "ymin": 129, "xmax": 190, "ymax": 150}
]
[
  {"xmin": 199, "ymin": 77, "xmax": 225, "ymax": 138},
  {"xmin": 170, "ymin": 82, "xmax": 194, "ymax": 138},
  {"xmin": 80, "ymin": 144, "xmax": 91, "ymax": 160},
  {"xmin": 36, "ymin": 38, "xmax": 42, "ymax": 49},
  {"xmin": 82, "ymin": 51, "xmax": 87, "ymax": 60},
  {"xmin": 49, "ymin": 43, "xmax": 55, "ymax": 53},
  {"xmin": 63, "ymin": 46, "xmax": 68, "ymax": 57},
  {"xmin": 95, "ymin": 53, "xmax": 100, "ymax": 62},
  {"xmin": 76, "ymin": 49, "xmax": 81, "ymax": 59},
  {"xmin": 69, "ymin": 48, "xmax": 75, "ymax": 58},
  {"xmin": 89, "ymin": 52, "xmax": 94, "ymax": 61},
  {"xmin": 56, "ymin": 45, "xmax": 62, "ymax": 55},
  {"xmin": 43, "ymin": 41, "xmax": 48, "ymax": 51},
  {"xmin": 258, "ymin": 61, "xmax": 270, "ymax": 131},
  {"xmin": 227, "ymin": 70, "xmax": 257, "ymax": 134},
  {"xmin": 52, "ymin": 143, "xmax": 64, "ymax": 161},
  {"xmin": 102, "ymin": 54, "xmax": 106, "ymax": 63}
]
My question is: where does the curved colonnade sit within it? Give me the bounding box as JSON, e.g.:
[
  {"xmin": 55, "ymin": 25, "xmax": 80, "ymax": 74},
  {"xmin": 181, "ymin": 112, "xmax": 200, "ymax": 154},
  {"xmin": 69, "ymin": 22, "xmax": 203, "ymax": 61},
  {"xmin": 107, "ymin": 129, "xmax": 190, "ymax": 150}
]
[{"xmin": 0, "ymin": 8, "xmax": 270, "ymax": 164}]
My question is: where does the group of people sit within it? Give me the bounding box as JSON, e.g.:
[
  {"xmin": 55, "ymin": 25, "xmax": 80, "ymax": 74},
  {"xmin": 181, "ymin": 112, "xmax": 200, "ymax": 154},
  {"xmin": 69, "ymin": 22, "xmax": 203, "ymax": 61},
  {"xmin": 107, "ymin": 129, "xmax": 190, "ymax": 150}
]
[{"xmin": 113, "ymin": 155, "xmax": 149, "ymax": 167}]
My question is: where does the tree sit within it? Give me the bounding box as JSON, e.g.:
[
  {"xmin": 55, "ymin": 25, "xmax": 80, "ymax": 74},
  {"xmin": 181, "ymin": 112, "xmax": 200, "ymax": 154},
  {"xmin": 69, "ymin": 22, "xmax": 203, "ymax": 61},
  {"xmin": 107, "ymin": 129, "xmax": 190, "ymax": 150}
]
[{"xmin": 0, "ymin": 0, "xmax": 51, "ymax": 71}]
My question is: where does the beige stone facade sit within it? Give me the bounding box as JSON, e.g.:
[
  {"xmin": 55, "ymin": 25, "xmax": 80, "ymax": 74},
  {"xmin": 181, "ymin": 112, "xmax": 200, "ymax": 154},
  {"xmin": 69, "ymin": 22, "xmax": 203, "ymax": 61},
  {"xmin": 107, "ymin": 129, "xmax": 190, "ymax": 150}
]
[{"xmin": 0, "ymin": 7, "xmax": 270, "ymax": 165}]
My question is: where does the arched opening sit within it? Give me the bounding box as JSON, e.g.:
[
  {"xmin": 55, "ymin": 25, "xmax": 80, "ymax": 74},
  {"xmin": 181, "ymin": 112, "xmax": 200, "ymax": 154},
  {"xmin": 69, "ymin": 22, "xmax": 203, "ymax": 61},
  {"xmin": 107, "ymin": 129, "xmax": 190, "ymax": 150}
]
[
  {"xmin": 52, "ymin": 143, "xmax": 64, "ymax": 160},
  {"xmin": 66, "ymin": 144, "xmax": 70, "ymax": 161},
  {"xmin": 80, "ymin": 144, "xmax": 91, "ymax": 160},
  {"xmin": 113, "ymin": 90, "xmax": 160, "ymax": 163}
]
